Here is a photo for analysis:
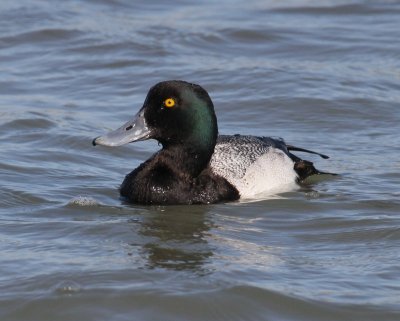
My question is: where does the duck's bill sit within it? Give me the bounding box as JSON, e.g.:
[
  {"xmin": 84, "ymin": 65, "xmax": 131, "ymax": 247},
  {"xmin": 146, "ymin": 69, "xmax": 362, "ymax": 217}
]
[{"xmin": 92, "ymin": 110, "xmax": 152, "ymax": 147}]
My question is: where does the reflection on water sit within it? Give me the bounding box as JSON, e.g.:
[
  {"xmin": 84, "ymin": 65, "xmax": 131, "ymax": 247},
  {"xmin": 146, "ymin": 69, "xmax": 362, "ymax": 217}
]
[{"xmin": 136, "ymin": 205, "xmax": 214, "ymax": 272}]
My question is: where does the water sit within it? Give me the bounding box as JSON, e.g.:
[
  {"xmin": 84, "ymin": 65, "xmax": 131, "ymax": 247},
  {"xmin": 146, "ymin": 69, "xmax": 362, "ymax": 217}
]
[{"xmin": 1, "ymin": 0, "xmax": 400, "ymax": 320}]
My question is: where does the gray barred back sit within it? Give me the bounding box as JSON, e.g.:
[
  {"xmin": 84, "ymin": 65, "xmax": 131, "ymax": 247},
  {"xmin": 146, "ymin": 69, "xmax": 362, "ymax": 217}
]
[{"xmin": 210, "ymin": 134, "xmax": 290, "ymax": 181}]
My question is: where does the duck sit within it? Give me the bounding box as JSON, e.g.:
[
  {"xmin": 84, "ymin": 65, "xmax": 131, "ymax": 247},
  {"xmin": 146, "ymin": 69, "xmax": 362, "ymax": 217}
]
[{"xmin": 93, "ymin": 80, "xmax": 334, "ymax": 205}]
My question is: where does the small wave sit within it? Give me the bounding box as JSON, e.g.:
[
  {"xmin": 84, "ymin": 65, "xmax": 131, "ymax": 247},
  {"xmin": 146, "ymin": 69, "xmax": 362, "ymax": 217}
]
[
  {"xmin": 271, "ymin": 3, "xmax": 397, "ymax": 15},
  {"xmin": 0, "ymin": 117, "xmax": 56, "ymax": 131},
  {"xmin": 53, "ymin": 280, "xmax": 82, "ymax": 295},
  {"xmin": 68, "ymin": 196, "xmax": 99, "ymax": 207},
  {"xmin": 1, "ymin": 28, "xmax": 82, "ymax": 46}
]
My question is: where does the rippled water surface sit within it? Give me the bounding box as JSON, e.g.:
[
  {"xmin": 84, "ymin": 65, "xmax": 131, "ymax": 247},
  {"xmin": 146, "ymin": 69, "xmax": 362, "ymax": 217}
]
[{"xmin": 1, "ymin": 1, "xmax": 400, "ymax": 320}]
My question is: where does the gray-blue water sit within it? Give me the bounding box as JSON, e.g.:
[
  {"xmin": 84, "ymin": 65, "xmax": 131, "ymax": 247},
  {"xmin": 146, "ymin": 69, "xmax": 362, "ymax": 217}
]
[{"xmin": 1, "ymin": 1, "xmax": 400, "ymax": 320}]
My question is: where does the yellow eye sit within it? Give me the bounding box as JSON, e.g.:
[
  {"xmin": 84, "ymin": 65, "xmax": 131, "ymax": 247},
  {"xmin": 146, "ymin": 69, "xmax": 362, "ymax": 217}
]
[{"xmin": 164, "ymin": 98, "xmax": 176, "ymax": 108}]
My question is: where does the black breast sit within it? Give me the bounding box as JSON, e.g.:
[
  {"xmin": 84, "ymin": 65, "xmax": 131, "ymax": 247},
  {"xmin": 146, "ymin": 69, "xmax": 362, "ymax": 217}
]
[{"xmin": 120, "ymin": 153, "xmax": 239, "ymax": 205}]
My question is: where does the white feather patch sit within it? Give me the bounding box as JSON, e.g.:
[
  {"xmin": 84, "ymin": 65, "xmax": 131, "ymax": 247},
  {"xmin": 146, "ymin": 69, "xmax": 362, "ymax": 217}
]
[{"xmin": 210, "ymin": 140, "xmax": 298, "ymax": 199}]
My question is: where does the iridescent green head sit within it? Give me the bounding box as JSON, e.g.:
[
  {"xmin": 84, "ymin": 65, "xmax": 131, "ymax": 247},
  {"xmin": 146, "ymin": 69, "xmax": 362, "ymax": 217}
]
[{"xmin": 93, "ymin": 80, "xmax": 218, "ymax": 157}]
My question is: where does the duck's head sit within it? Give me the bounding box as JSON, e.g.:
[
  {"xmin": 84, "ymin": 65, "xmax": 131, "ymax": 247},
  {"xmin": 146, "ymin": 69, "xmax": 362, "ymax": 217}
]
[{"xmin": 93, "ymin": 80, "xmax": 218, "ymax": 157}]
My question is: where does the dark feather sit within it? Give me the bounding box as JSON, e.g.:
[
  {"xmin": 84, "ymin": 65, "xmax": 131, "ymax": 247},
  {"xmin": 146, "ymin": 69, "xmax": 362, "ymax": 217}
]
[{"xmin": 286, "ymin": 145, "xmax": 330, "ymax": 159}]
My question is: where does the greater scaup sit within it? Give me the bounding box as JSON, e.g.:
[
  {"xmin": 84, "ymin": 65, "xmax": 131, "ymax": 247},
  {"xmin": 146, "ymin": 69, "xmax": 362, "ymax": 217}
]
[{"xmin": 93, "ymin": 80, "xmax": 334, "ymax": 205}]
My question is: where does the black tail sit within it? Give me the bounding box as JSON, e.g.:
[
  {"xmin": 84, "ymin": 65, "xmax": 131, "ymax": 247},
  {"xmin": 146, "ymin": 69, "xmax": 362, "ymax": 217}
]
[
  {"xmin": 287, "ymin": 145, "xmax": 330, "ymax": 159},
  {"xmin": 287, "ymin": 146, "xmax": 337, "ymax": 181}
]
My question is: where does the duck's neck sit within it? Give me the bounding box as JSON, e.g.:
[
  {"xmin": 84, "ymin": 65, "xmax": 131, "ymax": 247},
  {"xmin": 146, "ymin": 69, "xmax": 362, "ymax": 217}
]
[{"xmin": 161, "ymin": 140, "xmax": 215, "ymax": 177}]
